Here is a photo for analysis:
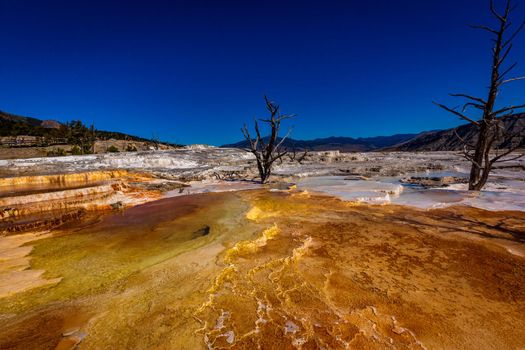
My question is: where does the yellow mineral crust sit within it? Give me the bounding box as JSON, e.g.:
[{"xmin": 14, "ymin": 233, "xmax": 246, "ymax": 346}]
[
  {"xmin": 0, "ymin": 190, "xmax": 524, "ymax": 350},
  {"xmin": 196, "ymin": 191, "xmax": 525, "ymax": 350},
  {"xmin": 0, "ymin": 170, "xmax": 136, "ymax": 187},
  {"xmin": 224, "ymin": 224, "xmax": 280, "ymax": 264}
]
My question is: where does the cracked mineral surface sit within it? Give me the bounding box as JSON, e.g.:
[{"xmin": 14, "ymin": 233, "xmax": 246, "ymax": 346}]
[{"xmin": 0, "ymin": 149, "xmax": 524, "ymax": 349}]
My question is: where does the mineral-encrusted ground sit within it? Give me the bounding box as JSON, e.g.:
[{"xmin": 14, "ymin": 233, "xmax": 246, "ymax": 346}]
[
  {"xmin": 0, "ymin": 190, "xmax": 523, "ymax": 350},
  {"xmin": 0, "ymin": 148, "xmax": 524, "ymax": 350},
  {"xmin": 1, "ymin": 148, "xmax": 523, "ymax": 216}
]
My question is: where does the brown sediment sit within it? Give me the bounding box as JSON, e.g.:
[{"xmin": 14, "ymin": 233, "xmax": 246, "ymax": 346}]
[
  {"xmin": 0, "ymin": 191, "xmax": 259, "ymax": 349},
  {"xmin": 0, "ymin": 210, "xmax": 86, "ymax": 235},
  {"xmin": 0, "ymin": 190, "xmax": 523, "ymax": 349},
  {"xmin": 196, "ymin": 191, "xmax": 525, "ymax": 350}
]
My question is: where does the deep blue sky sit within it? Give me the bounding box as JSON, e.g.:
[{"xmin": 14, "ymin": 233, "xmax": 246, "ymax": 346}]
[{"xmin": 1, "ymin": 0, "xmax": 524, "ymax": 145}]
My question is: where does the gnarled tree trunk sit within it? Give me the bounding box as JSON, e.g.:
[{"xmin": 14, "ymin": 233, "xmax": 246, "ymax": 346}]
[{"xmin": 241, "ymin": 96, "xmax": 293, "ymax": 184}]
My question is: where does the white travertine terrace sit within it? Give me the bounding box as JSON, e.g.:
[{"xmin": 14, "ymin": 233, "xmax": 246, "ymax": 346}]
[{"xmin": 0, "ymin": 148, "xmax": 523, "ymax": 211}]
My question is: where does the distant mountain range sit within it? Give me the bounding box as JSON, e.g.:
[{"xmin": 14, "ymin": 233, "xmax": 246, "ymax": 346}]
[
  {"xmin": 387, "ymin": 114, "xmax": 524, "ymax": 151},
  {"xmin": 2, "ymin": 109, "xmax": 523, "ymax": 152},
  {"xmin": 223, "ymin": 114, "xmax": 525, "ymax": 152},
  {"xmin": 223, "ymin": 134, "xmax": 418, "ymax": 152}
]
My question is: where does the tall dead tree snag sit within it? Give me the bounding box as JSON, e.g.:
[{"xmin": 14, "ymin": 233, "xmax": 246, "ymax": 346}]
[
  {"xmin": 241, "ymin": 96, "xmax": 293, "ymax": 183},
  {"xmin": 435, "ymin": 0, "xmax": 525, "ymax": 191}
]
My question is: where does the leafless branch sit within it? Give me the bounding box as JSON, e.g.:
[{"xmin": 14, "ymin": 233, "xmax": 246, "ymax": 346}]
[
  {"xmin": 450, "ymin": 93, "xmax": 487, "ymax": 105},
  {"xmin": 433, "ymin": 101, "xmax": 480, "ymax": 125},
  {"xmin": 500, "ymin": 75, "xmax": 525, "ymax": 84},
  {"xmin": 503, "ymin": 20, "xmax": 525, "ymax": 47},
  {"xmin": 461, "ymin": 102, "xmax": 485, "ymax": 112},
  {"xmin": 274, "ymin": 128, "xmax": 292, "ymax": 153},
  {"xmin": 491, "ymin": 148, "xmax": 524, "ymax": 164},
  {"xmin": 470, "ymin": 24, "xmax": 499, "ymax": 34},
  {"xmin": 498, "ymin": 62, "xmax": 517, "ymax": 80},
  {"xmin": 490, "ymin": 0, "xmax": 507, "ymax": 23},
  {"xmin": 454, "ymin": 129, "xmax": 476, "ymax": 149},
  {"xmin": 497, "ymin": 44, "xmax": 513, "ymax": 67},
  {"xmin": 492, "ymin": 104, "xmax": 525, "ymax": 117}
]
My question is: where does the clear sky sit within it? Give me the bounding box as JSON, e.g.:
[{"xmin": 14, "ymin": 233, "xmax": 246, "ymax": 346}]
[{"xmin": 1, "ymin": 0, "xmax": 524, "ymax": 145}]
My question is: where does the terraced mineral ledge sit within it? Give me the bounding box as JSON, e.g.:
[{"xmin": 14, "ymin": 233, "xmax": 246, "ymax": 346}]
[{"xmin": 0, "ymin": 149, "xmax": 524, "ymax": 349}]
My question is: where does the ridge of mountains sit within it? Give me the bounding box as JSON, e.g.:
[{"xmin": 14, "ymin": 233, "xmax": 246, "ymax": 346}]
[
  {"xmin": 1, "ymin": 110, "xmax": 523, "ymax": 152},
  {"xmin": 223, "ymin": 114, "xmax": 525, "ymax": 152},
  {"xmin": 223, "ymin": 134, "xmax": 418, "ymax": 152}
]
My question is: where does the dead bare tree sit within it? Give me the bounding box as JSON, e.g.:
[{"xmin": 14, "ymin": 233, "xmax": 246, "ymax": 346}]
[
  {"xmin": 241, "ymin": 96, "xmax": 293, "ymax": 183},
  {"xmin": 434, "ymin": 0, "xmax": 525, "ymax": 191},
  {"xmin": 288, "ymin": 146, "xmax": 310, "ymax": 164}
]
